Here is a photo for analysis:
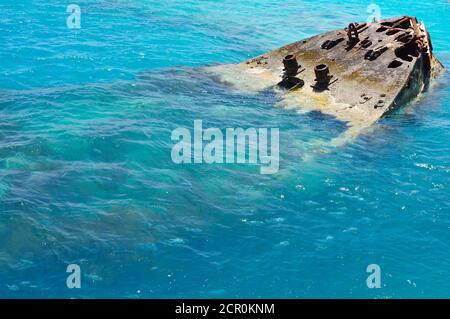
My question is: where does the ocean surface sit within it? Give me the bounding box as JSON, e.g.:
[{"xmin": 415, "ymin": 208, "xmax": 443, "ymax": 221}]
[{"xmin": 0, "ymin": 0, "xmax": 449, "ymax": 298}]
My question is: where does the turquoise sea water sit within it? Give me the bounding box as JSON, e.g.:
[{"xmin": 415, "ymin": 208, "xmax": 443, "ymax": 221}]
[{"xmin": 0, "ymin": 0, "xmax": 449, "ymax": 298}]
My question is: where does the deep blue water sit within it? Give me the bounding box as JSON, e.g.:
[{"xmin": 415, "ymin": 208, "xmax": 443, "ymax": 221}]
[{"xmin": 0, "ymin": 0, "xmax": 449, "ymax": 298}]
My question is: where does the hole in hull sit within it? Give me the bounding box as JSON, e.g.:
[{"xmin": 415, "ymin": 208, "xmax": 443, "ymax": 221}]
[
  {"xmin": 395, "ymin": 33, "xmax": 414, "ymax": 43},
  {"xmin": 386, "ymin": 29, "xmax": 401, "ymax": 36},
  {"xmin": 388, "ymin": 60, "xmax": 403, "ymax": 68},
  {"xmin": 395, "ymin": 43, "xmax": 420, "ymax": 62},
  {"xmin": 381, "ymin": 22, "xmax": 394, "ymax": 27},
  {"xmin": 321, "ymin": 38, "xmax": 344, "ymax": 50},
  {"xmin": 360, "ymin": 39, "xmax": 372, "ymax": 48}
]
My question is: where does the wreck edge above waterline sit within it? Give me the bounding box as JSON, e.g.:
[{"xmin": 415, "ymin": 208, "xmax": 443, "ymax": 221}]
[{"xmin": 208, "ymin": 16, "xmax": 445, "ymax": 145}]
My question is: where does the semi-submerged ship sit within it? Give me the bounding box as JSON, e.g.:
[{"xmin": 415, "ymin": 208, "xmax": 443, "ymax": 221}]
[{"xmin": 209, "ymin": 16, "xmax": 445, "ymax": 147}]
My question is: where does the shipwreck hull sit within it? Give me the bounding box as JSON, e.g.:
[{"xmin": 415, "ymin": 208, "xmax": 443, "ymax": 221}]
[{"xmin": 209, "ymin": 16, "xmax": 444, "ymax": 145}]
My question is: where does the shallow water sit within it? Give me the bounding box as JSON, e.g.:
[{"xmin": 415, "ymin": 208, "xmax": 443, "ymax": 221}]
[{"xmin": 0, "ymin": 0, "xmax": 449, "ymax": 298}]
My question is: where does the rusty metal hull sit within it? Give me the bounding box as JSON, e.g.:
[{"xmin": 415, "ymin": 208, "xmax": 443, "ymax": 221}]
[{"xmin": 209, "ymin": 16, "xmax": 444, "ymax": 144}]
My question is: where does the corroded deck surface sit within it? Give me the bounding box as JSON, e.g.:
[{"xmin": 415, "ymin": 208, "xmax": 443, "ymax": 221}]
[{"xmin": 209, "ymin": 16, "xmax": 444, "ymax": 145}]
